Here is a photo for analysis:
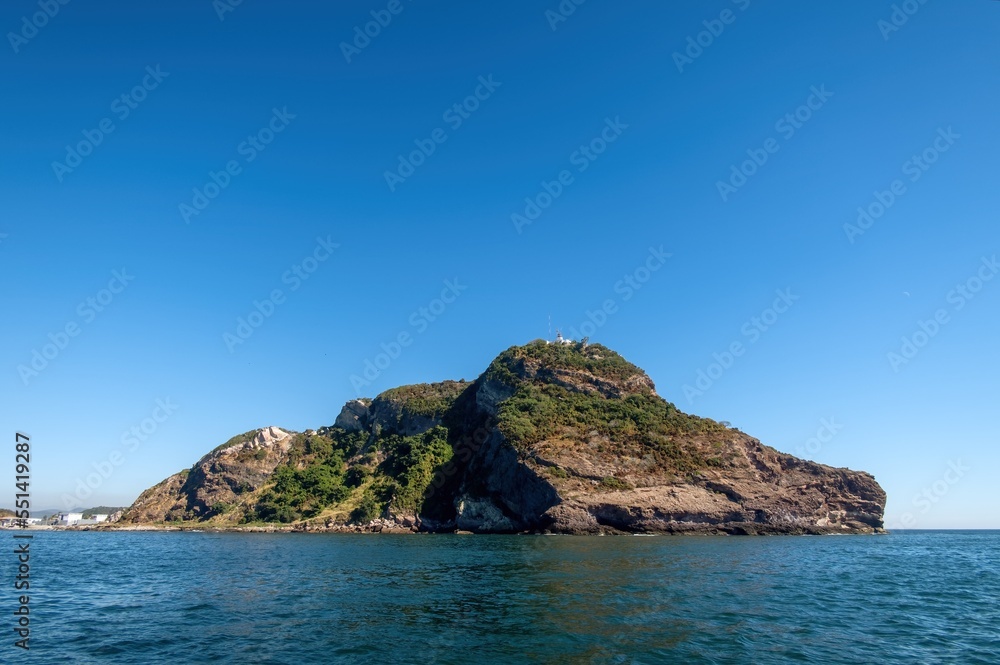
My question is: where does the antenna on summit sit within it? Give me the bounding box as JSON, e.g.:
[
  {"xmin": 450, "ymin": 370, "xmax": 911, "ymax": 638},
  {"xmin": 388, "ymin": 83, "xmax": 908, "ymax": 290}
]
[{"xmin": 548, "ymin": 314, "xmax": 552, "ymax": 339}]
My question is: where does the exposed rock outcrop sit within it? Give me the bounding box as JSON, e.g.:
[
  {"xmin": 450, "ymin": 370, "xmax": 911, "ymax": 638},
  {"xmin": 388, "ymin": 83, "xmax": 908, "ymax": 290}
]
[
  {"xmin": 334, "ymin": 399, "xmax": 370, "ymax": 432},
  {"xmin": 366, "ymin": 381, "xmax": 469, "ymax": 437},
  {"xmin": 119, "ymin": 427, "xmax": 293, "ymax": 523},
  {"xmin": 522, "ymin": 435, "xmax": 886, "ymax": 534}
]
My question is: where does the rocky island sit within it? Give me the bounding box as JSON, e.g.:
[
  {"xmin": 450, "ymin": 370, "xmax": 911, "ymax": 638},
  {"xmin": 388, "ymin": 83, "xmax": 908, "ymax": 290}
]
[{"xmin": 118, "ymin": 340, "xmax": 886, "ymax": 534}]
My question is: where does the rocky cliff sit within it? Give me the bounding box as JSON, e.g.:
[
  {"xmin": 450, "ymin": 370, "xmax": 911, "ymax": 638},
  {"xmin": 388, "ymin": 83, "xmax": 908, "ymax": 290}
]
[
  {"xmin": 119, "ymin": 341, "xmax": 886, "ymax": 534},
  {"xmin": 121, "ymin": 426, "xmax": 295, "ymax": 523}
]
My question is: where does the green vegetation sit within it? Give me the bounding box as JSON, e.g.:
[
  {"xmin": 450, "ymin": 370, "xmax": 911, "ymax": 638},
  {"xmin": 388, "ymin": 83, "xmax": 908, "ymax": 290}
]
[
  {"xmin": 495, "ymin": 382, "xmax": 722, "ymax": 471},
  {"xmin": 252, "ymin": 464, "xmax": 351, "ymax": 522},
  {"xmin": 349, "ymin": 493, "xmax": 382, "ymax": 524},
  {"xmin": 485, "ymin": 340, "xmax": 725, "ymax": 474},
  {"xmin": 245, "ymin": 424, "xmax": 453, "ymax": 524},
  {"xmin": 211, "ymin": 502, "xmax": 234, "ymax": 515},
  {"xmin": 375, "ymin": 426, "xmax": 454, "ymax": 512},
  {"xmin": 248, "ymin": 430, "xmax": 364, "ymax": 523},
  {"xmin": 486, "ymin": 340, "xmax": 644, "ymax": 386},
  {"xmin": 377, "ymin": 381, "xmax": 469, "ymax": 420},
  {"xmin": 345, "ymin": 465, "xmax": 370, "ymax": 487},
  {"xmin": 599, "ymin": 476, "xmax": 633, "ymax": 491}
]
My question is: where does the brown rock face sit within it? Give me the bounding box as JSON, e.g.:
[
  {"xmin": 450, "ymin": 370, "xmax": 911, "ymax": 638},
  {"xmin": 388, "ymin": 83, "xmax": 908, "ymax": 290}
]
[
  {"xmin": 119, "ymin": 427, "xmax": 293, "ymax": 523},
  {"xmin": 525, "ymin": 434, "xmax": 886, "ymax": 534},
  {"xmin": 334, "ymin": 400, "xmax": 370, "ymax": 432}
]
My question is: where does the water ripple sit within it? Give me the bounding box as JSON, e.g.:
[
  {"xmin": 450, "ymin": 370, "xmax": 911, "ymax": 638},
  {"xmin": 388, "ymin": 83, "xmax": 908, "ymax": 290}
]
[{"xmin": 1, "ymin": 531, "xmax": 997, "ymax": 663}]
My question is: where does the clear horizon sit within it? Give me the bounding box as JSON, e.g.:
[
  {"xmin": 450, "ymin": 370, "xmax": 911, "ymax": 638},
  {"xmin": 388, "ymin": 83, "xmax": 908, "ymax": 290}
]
[{"xmin": 2, "ymin": 1, "xmax": 998, "ymax": 528}]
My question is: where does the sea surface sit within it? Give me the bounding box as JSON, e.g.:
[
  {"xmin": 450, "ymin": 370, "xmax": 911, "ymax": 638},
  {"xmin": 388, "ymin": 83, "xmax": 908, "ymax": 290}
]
[{"xmin": 4, "ymin": 530, "xmax": 997, "ymax": 664}]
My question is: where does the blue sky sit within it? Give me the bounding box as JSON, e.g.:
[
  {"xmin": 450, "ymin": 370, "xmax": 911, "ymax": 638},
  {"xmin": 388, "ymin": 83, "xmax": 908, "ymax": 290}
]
[{"xmin": 2, "ymin": 1, "xmax": 997, "ymax": 527}]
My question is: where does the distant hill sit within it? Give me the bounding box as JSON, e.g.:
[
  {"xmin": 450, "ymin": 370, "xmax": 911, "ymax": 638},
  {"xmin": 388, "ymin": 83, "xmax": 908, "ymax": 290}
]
[
  {"xmin": 119, "ymin": 340, "xmax": 886, "ymax": 534},
  {"xmin": 27, "ymin": 509, "xmax": 65, "ymax": 518},
  {"xmin": 81, "ymin": 506, "xmax": 124, "ymax": 517},
  {"xmin": 0, "ymin": 507, "xmax": 127, "ymax": 519}
]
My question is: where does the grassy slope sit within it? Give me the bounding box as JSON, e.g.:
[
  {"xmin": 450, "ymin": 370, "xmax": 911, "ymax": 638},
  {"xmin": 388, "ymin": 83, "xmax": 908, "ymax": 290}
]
[{"xmin": 489, "ymin": 341, "xmax": 727, "ymax": 473}]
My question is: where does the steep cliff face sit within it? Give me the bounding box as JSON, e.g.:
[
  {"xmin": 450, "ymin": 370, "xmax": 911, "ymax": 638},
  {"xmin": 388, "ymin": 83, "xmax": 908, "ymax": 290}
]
[
  {"xmin": 517, "ymin": 433, "xmax": 885, "ymax": 534},
  {"xmin": 334, "ymin": 399, "xmax": 369, "ymax": 432},
  {"xmin": 119, "ymin": 427, "xmax": 294, "ymax": 523},
  {"xmin": 364, "ymin": 381, "xmax": 468, "ymax": 438},
  {"xmin": 120, "ymin": 342, "xmax": 886, "ymax": 534}
]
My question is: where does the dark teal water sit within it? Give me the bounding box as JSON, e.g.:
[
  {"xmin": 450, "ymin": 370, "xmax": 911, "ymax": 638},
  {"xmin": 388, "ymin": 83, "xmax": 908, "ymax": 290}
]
[{"xmin": 4, "ymin": 530, "xmax": 997, "ymax": 664}]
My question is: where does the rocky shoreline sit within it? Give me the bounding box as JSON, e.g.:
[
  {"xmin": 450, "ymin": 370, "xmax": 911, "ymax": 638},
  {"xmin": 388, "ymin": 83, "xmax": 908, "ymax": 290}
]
[{"xmin": 96, "ymin": 518, "xmax": 886, "ymax": 536}]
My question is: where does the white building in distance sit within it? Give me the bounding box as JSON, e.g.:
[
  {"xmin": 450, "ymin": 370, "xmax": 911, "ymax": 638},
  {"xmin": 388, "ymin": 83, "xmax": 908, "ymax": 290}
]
[
  {"xmin": 76, "ymin": 514, "xmax": 109, "ymax": 526},
  {"xmin": 54, "ymin": 512, "xmax": 84, "ymax": 526}
]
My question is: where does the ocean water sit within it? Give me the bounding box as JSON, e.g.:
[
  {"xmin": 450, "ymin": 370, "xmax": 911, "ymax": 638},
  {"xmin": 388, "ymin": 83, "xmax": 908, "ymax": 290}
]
[{"xmin": 5, "ymin": 530, "xmax": 998, "ymax": 664}]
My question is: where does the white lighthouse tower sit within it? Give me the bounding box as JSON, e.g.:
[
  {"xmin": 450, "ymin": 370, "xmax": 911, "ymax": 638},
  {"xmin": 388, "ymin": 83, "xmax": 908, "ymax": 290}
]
[{"xmin": 552, "ymin": 330, "xmax": 572, "ymax": 346}]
